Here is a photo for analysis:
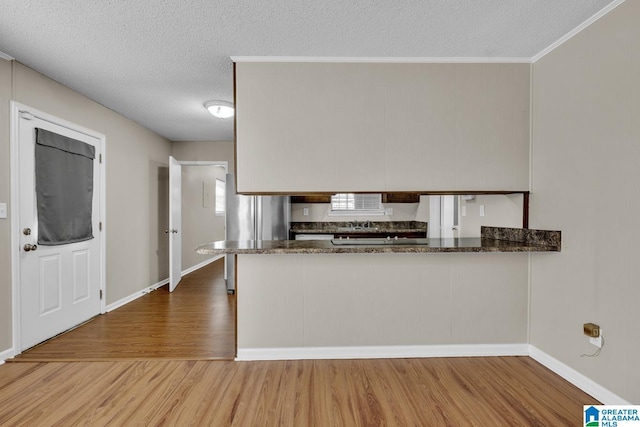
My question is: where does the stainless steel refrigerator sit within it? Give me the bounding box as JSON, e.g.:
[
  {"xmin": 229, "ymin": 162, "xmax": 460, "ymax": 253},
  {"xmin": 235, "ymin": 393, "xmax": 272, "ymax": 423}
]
[{"xmin": 224, "ymin": 174, "xmax": 290, "ymax": 293}]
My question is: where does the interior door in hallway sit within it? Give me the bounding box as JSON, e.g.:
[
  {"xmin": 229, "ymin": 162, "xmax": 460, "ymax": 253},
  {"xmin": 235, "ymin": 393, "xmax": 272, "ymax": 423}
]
[
  {"xmin": 17, "ymin": 108, "xmax": 103, "ymax": 351},
  {"xmin": 168, "ymin": 156, "xmax": 182, "ymax": 292}
]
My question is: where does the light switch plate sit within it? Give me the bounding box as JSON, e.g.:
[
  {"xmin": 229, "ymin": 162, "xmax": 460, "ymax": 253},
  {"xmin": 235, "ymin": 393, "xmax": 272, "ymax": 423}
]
[
  {"xmin": 0, "ymin": 203, "xmax": 7, "ymax": 219},
  {"xmin": 479, "ymin": 205, "xmax": 485, "ymax": 217},
  {"xmin": 303, "ymin": 208, "xmax": 309, "ymax": 216}
]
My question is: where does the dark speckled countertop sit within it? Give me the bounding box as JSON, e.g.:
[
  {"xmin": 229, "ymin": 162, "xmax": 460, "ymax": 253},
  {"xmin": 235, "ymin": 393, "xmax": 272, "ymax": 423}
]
[{"xmin": 196, "ymin": 227, "xmax": 561, "ymax": 255}]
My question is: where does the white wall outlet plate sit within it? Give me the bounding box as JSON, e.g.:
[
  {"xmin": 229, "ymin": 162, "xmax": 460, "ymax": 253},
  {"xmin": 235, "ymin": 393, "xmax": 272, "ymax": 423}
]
[
  {"xmin": 589, "ymin": 329, "xmax": 603, "ymax": 348},
  {"xmin": 0, "ymin": 203, "xmax": 7, "ymax": 219},
  {"xmin": 302, "ymin": 207, "xmax": 309, "ymax": 216},
  {"xmin": 385, "ymin": 208, "xmax": 393, "ymax": 215}
]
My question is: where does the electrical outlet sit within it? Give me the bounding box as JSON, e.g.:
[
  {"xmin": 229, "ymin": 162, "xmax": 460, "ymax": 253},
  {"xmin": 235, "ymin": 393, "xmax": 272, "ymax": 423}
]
[
  {"xmin": 385, "ymin": 208, "xmax": 393, "ymax": 215},
  {"xmin": 583, "ymin": 322, "xmax": 600, "ymax": 337},
  {"xmin": 589, "ymin": 329, "xmax": 603, "ymax": 348},
  {"xmin": 302, "ymin": 207, "xmax": 309, "ymax": 216}
]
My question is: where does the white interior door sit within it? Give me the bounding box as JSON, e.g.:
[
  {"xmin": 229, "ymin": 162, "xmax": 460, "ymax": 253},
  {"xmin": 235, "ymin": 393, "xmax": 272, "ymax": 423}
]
[
  {"xmin": 18, "ymin": 110, "xmax": 102, "ymax": 351},
  {"xmin": 441, "ymin": 195, "xmax": 459, "ymax": 238},
  {"xmin": 169, "ymin": 156, "xmax": 182, "ymax": 292},
  {"xmin": 428, "ymin": 196, "xmax": 441, "ymax": 238}
]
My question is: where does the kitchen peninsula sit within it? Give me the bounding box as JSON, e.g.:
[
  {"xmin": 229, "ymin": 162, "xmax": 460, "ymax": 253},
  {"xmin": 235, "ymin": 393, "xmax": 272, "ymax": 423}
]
[
  {"xmin": 197, "ymin": 227, "xmax": 560, "ymax": 360},
  {"xmin": 199, "ymin": 226, "xmax": 559, "ymax": 255}
]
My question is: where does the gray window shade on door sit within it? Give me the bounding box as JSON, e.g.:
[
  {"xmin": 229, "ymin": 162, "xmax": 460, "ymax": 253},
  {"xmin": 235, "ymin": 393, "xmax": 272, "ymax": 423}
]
[{"xmin": 35, "ymin": 128, "xmax": 95, "ymax": 245}]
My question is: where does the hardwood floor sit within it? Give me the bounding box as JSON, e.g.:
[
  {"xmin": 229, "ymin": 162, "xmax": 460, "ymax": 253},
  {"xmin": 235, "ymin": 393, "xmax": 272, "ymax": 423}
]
[
  {"xmin": 2, "ymin": 258, "xmax": 600, "ymax": 425},
  {"xmin": 12, "ymin": 258, "xmax": 236, "ymax": 361},
  {"xmin": 0, "ymin": 356, "xmax": 598, "ymax": 426}
]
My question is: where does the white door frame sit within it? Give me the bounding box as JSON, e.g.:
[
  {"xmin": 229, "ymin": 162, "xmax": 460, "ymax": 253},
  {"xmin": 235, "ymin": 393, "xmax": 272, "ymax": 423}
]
[
  {"xmin": 9, "ymin": 102, "xmax": 107, "ymax": 356},
  {"xmin": 170, "ymin": 160, "xmax": 228, "ymax": 284}
]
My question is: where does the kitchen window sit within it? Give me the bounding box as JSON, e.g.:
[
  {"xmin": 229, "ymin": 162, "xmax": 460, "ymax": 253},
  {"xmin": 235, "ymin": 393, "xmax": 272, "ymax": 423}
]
[{"xmin": 330, "ymin": 193, "xmax": 384, "ymax": 216}]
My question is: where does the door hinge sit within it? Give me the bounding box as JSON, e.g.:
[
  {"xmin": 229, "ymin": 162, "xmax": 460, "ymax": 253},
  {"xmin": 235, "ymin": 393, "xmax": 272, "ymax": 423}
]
[
  {"xmin": 99, "ymin": 222, "xmax": 103, "ymax": 231},
  {"xmin": 100, "ymin": 289, "xmax": 103, "ymax": 300},
  {"xmin": 99, "ymin": 154, "xmax": 102, "ymax": 164}
]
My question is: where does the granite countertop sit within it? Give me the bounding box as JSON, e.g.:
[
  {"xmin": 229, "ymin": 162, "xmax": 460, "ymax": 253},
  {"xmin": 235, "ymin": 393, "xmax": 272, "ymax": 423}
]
[
  {"xmin": 196, "ymin": 227, "xmax": 561, "ymax": 255},
  {"xmin": 290, "ymin": 221, "xmax": 427, "ymax": 234}
]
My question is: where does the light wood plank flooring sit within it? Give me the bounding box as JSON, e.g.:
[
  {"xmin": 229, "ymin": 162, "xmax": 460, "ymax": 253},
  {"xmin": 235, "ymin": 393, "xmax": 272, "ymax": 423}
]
[
  {"xmin": 2, "ymin": 258, "xmax": 600, "ymax": 425},
  {"xmin": 12, "ymin": 259, "xmax": 235, "ymax": 361},
  {"xmin": 0, "ymin": 356, "xmax": 598, "ymax": 426}
]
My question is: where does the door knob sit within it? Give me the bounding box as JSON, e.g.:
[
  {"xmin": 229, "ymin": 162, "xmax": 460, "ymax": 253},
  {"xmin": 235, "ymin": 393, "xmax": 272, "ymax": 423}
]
[
  {"xmin": 23, "ymin": 228, "xmax": 31, "ymax": 236},
  {"xmin": 23, "ymin": 244, "xmax": 37, "ymax": 252}
]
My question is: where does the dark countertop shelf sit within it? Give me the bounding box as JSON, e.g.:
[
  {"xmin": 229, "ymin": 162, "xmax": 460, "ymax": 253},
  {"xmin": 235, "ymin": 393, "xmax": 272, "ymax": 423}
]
[
  {"xmin": 196, "ymin": 227, "xmax": 561, "ymax": 255},
  {"xmin": 196, "ymin": 237, "xmax": 559, "ymax": 255}
]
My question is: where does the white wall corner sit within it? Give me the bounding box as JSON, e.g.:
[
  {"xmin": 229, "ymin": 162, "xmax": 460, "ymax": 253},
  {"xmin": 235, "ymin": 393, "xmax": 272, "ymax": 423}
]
[
  {"xmin": 528, "ymin": 345, "xmax": 630, "ymax": 405},
  {"xmin": 532, "ymin": 0, "xmax": 626, "ymax": 63}
]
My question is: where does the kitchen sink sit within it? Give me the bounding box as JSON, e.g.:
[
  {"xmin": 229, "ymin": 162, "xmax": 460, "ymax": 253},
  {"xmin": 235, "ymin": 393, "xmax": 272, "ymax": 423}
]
[{"xmin": 331, "ymin": 238, "xmax": 424, "ymax": 246}]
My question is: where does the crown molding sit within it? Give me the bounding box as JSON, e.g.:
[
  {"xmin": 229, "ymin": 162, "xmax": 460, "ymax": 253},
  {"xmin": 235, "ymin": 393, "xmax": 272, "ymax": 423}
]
[
  {"xmin": 231, "ymin": 56, "xmax": 532, "ymax": 64},
  {"xmin": 532, "ymin": 0, "xmax": 626, "ymax": 63},
  {"xmin": 234, "ymin": 2, "xmax": 626, "ymax": 66},
  {"xmin": 0, "ymin": 51, "xmax": 14, "ymax": 61}
]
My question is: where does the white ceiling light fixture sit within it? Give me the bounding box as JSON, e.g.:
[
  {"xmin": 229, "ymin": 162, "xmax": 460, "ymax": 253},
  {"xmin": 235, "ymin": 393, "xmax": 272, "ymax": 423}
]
[{"xmin": 204, "ymin": 100, "xmax": 235, "ymax": 119}]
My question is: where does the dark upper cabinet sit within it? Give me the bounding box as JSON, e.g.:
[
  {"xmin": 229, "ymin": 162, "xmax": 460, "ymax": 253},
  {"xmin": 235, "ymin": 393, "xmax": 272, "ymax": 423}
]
[{"xmin": 292, "ymin": 193, "xmax": 420, "ymax": 204}]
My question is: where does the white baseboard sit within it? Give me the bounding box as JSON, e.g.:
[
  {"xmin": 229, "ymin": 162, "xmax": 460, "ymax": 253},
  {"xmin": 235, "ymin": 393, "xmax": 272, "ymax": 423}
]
[
  {"xmin": 0, "ymin": 347, "xmax": 15, "ymax": 363},
  {"xmin": 181, "ymin": 255, "xmax": 223, "ymax": 277},
  {"xmin": 528, "ymin": 345, "xmax": 630, "ymax": 405},
  {"xmin": 237, "ymin": 344, "xmax": 630, "ymax": 404},
  {"xmin": 236, "ymin": 343, "xmax": 529, "ymax": 361},
  {"xmin": 105, "ymin": 278, "xmax": 169, "ymax": 312}
]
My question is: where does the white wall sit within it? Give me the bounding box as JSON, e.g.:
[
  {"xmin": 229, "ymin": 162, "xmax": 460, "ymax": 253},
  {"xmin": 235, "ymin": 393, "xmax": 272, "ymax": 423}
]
[
  {"xmin": 0, "ymin": 59, "xmax": 13, "ymax": 351},
  {"xmin": 181, "ymin": 165, "xmax": 226, "ymax": 270},
  {"xmin": 238, "ymin": 253, "xmax": 528, "ymax": 350},
  {"xmin": 531, "ymin": 0, "xmax": 640, "ymax": 403},
  {"xmin": 172, "ymin": 140, "xmax": 234, "ymax": 174},
  {"xmin": 236, "ymin": 62, "xmax": 530, "ymax": 193},
  {"xmin": 172, "ymin": 141, "xmax": 234, "ymax": 271},
  {"xmin": 458, "ymin": 194, "xmax": 524, "ymax": 238}
]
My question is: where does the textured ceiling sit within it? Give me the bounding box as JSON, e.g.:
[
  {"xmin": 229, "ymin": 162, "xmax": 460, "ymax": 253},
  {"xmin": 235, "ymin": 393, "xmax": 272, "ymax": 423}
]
[{"xmin": 0, "ymin": 0, "xmax": 616, "ymax": 142}]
